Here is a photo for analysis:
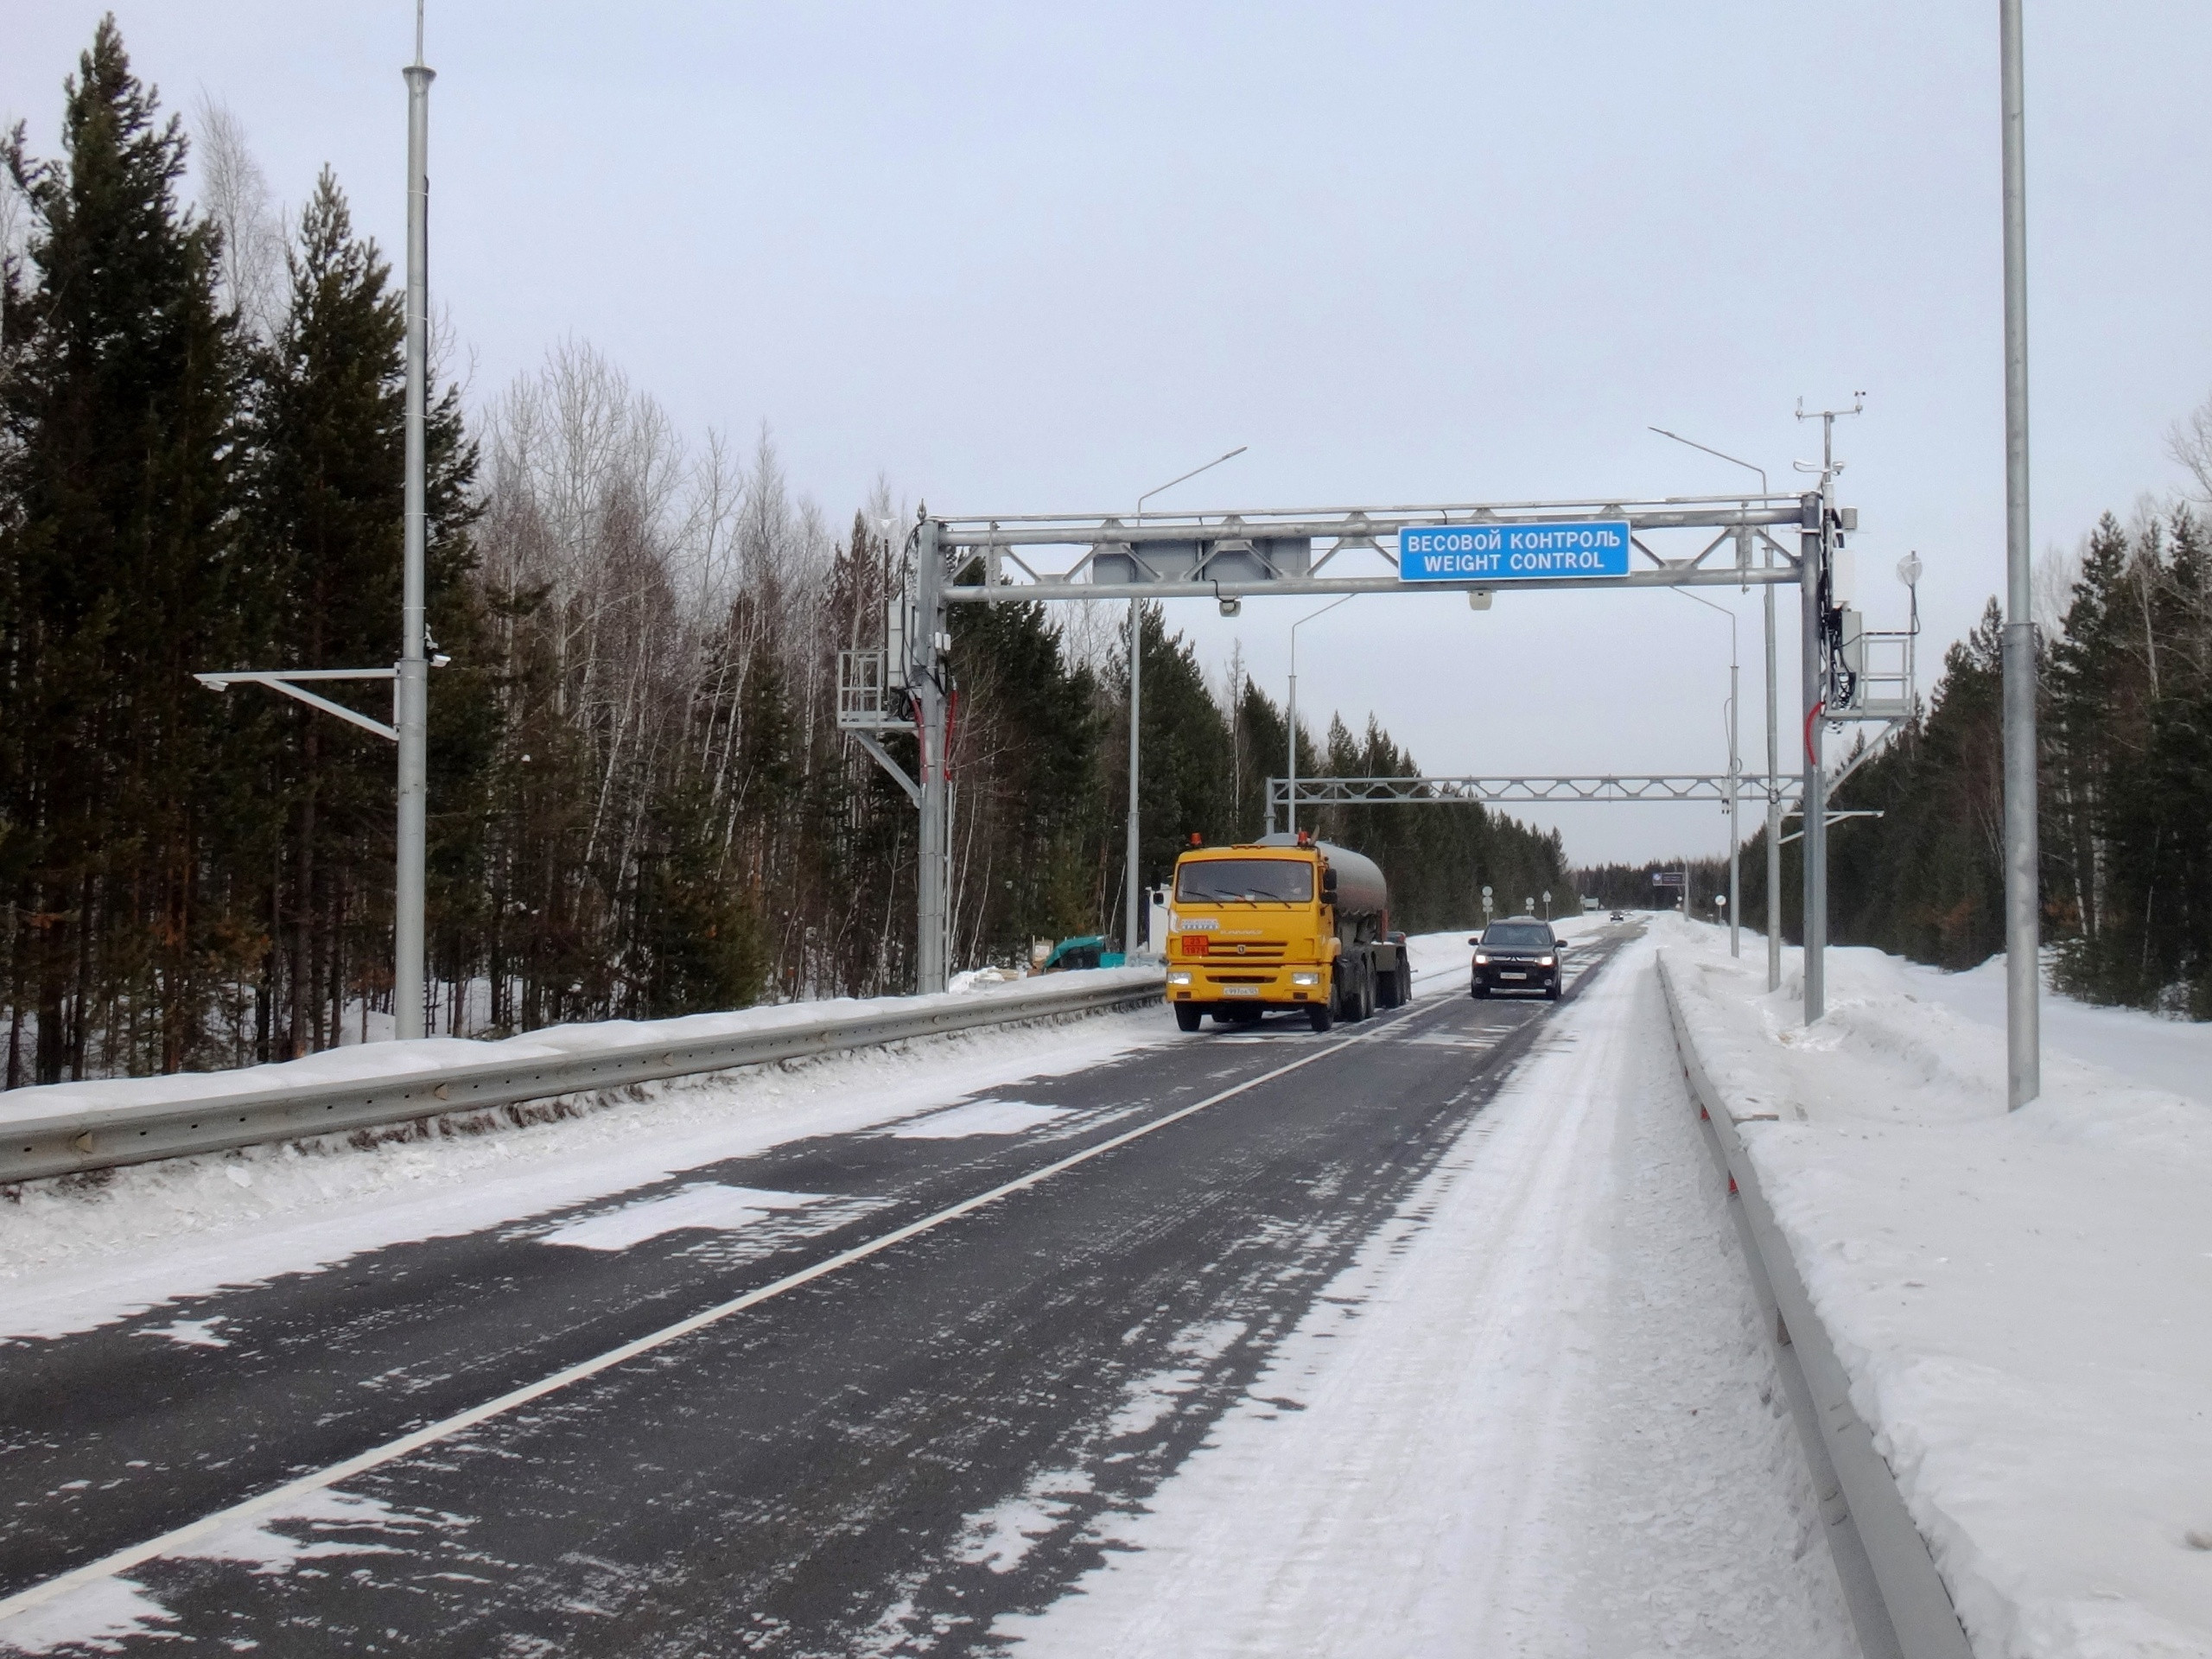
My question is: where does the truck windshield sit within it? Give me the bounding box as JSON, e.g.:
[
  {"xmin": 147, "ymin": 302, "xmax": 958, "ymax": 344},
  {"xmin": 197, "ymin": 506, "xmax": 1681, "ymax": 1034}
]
[
  {"xmin": 1176, "ymin": 858, "xmax": 1313, "ymax": 904},
  {"xmin": 1483, "ymin": 924, "xmax": 1554, "ymax": 948}
]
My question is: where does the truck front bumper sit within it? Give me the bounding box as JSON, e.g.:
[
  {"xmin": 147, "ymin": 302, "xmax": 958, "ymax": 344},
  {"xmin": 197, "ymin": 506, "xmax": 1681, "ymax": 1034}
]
[{"xmin": 1165, "ymin": 967, "xmax": 1326, "ymax": 1007}]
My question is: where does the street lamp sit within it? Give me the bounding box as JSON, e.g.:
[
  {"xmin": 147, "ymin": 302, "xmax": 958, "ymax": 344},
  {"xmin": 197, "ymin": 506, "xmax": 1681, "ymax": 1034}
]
[
  {"xmin": 1126, "ymin": 446, "xmax": 1247, "ymax": 957},
  {"xmin": 1673, "ymin": 587, "xmax": 1741, "ymax": 959},
  {"xmin": 1650, "ymin": 425, "xmax": 1777, "ymax": 985},
  {"xmin": 1287, "ymin": 594, "xmax": 1355, "ymax": 836}
]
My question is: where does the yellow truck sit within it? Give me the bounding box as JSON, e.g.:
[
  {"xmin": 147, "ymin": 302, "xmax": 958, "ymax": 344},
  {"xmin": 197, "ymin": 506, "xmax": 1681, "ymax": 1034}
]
[{"xmin": 1163, "ymin": 833, "xmax": 1411, "ymax": 1033}]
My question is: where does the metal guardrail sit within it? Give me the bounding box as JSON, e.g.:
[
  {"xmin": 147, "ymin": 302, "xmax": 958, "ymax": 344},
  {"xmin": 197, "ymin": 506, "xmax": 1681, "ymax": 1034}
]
[
  {"xmin": 1, "ymin": 971, "xmax": 1166, "ymax": 1185},
  {"xmin": 1656, "ymin": 953, "xmax": 1972, "ymax": 1659}
]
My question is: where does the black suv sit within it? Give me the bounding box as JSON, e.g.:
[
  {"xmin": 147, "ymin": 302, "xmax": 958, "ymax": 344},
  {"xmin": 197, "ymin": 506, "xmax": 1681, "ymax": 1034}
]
[{"xmin": 1470, "ymin": 918, "xmax": 1563, "ymax": 1000}]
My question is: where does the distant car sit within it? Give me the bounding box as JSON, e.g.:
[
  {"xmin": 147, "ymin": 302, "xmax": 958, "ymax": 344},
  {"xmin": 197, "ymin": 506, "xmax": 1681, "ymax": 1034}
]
[
  {"xmin": 1470, "ymin": 917, "xmax": 1563, "ymax": 1001},
  {"xmin": 1609, "ymin": 910, "xmax": 1625, "ymax": 923}
]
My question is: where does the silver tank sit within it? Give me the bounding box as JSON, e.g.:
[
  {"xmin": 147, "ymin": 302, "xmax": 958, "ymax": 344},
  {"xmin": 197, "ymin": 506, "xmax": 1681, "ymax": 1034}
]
[{"xmin": 1252, "ymin": 835, "xmax": 1389, "ymax": 918}]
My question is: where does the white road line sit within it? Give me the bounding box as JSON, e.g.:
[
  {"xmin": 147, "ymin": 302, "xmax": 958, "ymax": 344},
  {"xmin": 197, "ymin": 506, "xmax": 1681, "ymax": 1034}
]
[{"xmin": 0, "ymin": 1000, "xmax": 1459, "ymax": 1625}]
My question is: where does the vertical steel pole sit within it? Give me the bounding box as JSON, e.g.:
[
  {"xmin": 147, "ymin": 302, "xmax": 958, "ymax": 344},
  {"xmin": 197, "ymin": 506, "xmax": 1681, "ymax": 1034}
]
[
  {"xmin": 2000, "ymin": 0, "xmax": 2040, "ymax": 1108},
  {"xmin": 1801, "ymin": 496, "xmax": 1826, "ymax": 1023},
  {"xmin": 917, "ymin": 521, "xmax": 950, "ymax": 992},
  {"xmin": 1728, "ymin": 657, "xmax": 1741, "ymax": 957},
  {"xmin": 1125, "ymin": 597, "xmax": 1142, "ymax": 957},
  {"xmin": 1764, "ymin": 543, "xmax": 1783, "ymax": 993},
  {"xmin": 395, "ymin": 42, "xmax": 433, "ymax": 1043},
  {"xmin": 1286, "ymin": 655, "xmax": 1298, "ymax": 838}
]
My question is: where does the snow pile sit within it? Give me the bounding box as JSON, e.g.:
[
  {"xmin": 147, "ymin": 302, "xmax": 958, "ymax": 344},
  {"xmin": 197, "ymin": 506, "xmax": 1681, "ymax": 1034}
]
[
  {"xmin": 1657, "ymin": 916, "xmax": 2212, "ymax": 1657},
  {"xmin": 0, "ymin": 967, "xmax": 1161, "ymax": 1128}
]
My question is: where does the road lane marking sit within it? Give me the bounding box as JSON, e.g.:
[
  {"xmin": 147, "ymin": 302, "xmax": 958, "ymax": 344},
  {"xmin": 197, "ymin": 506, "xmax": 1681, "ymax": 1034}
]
[{"xmin": 0, "ymin": 1004, "xmax": 1452, "ymax": 1626}]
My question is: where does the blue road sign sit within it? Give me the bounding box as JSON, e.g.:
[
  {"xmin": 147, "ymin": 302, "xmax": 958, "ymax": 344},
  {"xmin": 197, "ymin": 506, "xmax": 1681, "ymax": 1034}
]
[{"xmin": 1399, "ymin": 520, "xmax": 1631, "ymax": 582}]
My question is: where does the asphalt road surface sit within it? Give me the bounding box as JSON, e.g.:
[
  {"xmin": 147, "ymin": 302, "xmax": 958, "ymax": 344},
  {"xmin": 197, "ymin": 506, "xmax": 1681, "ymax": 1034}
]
[{"xmin": 1, "ymin": 931, "xmax": 1630, "ymax": 1656}]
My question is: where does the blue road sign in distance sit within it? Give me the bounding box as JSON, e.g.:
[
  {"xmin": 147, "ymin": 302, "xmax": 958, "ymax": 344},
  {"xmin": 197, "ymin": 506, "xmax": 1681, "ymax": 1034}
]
[{"xmin": 1399, "ymin": 520, "xmax": 1631, "ymax": 582}]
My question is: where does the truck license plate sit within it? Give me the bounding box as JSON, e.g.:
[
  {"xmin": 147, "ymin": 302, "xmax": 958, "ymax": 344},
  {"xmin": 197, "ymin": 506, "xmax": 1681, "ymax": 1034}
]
[{"xmin": 1222, "ymin": 985, "xmax": 1261, "ymax": 997}]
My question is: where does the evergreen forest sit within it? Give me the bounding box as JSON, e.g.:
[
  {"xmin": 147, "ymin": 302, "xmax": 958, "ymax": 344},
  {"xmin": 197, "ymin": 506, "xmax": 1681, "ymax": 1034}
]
[
  {"xmin": 0, "ymin": 23, "xmax": 1570, "ymax": 1085},
  {"xmin": 1738, "ymin": 499, "xmax": 2212, "ymax": 1016}
]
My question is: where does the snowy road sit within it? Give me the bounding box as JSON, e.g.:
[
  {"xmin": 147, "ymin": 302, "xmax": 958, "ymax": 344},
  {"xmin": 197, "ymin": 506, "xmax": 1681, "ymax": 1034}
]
[{"xmin": 1, "ymin": 928, "xmax": 1848, "ymax": 1656}]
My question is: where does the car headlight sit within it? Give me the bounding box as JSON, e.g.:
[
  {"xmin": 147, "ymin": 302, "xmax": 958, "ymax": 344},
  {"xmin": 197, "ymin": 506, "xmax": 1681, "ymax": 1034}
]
[
  {"xmin": 1167, "ymin": 970, "xmax": 1192, "ymax": 986},
  {"xmin": 1472, "ymin": 952, "xmax": 1489, "ymax": 964},
  {"xmin": 1539, "ymin": 955, "xmax": 1556, "ymax": 967},
  {"xmin": 1290, "ymin": 971, "xmax": 1319, "ymax": 987}
]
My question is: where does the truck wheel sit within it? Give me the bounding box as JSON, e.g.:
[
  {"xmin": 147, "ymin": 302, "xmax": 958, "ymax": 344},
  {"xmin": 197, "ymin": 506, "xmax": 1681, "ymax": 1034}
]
[
  {"xmin": 1174, "ymin": 1003, "xmax": 1203, "ymax": 1032},
  {"xmin": 1358, "ymin": 967, "xmax": 1376, "ymax": 1021},
  {"xmin": 1307, "ymin": 1000, "xmax": 1335, "ymax": 1034}
]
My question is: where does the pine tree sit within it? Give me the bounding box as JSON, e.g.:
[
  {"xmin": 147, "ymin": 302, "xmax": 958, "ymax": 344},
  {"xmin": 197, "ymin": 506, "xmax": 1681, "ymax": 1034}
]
[
  {"xmin": 1, "ymin": 18, "xmax": 246, "ymax": 1079},
  {"xmin": 244, "ymin": 168, "xmax": 408, "ymax": 1052}
]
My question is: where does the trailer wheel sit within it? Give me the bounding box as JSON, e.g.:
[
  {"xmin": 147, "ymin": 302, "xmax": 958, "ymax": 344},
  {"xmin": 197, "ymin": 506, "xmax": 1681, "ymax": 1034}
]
[{"xmin": 1174, "ymin": 1003, "xmax": 1203, "ymax": 1032}]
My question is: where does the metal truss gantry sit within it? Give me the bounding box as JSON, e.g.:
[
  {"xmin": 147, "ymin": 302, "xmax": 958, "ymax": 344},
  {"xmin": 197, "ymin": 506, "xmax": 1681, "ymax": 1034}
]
[
  {"xmin": 933, "ymin": 493, "xmax": 1807, "ymax": 602},
  {"xmin": 1265, "ymin": 774, "xmax": 1806, "ymax": 822},
  {"xmin": 839, "ymin": 480, "xmax": 1896, "ymax": 1030}
]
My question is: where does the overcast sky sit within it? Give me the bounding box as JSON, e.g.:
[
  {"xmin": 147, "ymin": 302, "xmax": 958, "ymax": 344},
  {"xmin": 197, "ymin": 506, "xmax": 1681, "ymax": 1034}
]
[{"xmin": 8, "ymin": 3, "xmax": 2210, "ymax": 870}]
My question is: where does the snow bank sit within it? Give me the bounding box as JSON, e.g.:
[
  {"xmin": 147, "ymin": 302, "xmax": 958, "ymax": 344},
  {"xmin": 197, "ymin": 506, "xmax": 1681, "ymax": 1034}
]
[
  {"xmin": 1657, "ymin": 916, "xmax": 2212, "ymax": 1658},
  {"xmin": 0, "ymin": 968, "xmax": 1162, "ymax": 1128}
]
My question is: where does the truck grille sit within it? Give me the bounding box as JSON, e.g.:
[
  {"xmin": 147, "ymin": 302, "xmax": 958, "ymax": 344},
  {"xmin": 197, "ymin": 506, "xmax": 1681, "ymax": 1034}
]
[{"xmin": 1182, "ymin": 938, "xmax": 1287, "ymax": 961}]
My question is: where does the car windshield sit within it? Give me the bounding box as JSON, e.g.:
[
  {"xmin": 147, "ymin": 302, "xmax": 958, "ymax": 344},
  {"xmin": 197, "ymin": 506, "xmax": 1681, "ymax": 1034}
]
[
  {"xmin": 1176, "ymin": 858, "xmax": 1313, "ymax": 904},
  {"xmin": 1482, "ymin": 924, "xmax": 1554, "ymax": 949}
]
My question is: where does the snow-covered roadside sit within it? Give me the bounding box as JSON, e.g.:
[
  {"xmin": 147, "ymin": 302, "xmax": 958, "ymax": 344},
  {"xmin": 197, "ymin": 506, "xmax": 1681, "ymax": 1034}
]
[
  {"xmin": 0, "ymin": 1007, "xmax": 1169, "ymax": 1342},
  {"xmin": 1908, "ymin": 952, "xmax": 2212, "ymax": 1113},
  {"xmin": 0, "ymin": 968, "xmax": 1162, "ymax": 1122},
  {"xmin": 1658, "ymin": 917, "xmax": 2212, "ymax": 1658},
  {"xmin": 999, "ymin": 930, "xmax": 1853, "ymax": 1657}
]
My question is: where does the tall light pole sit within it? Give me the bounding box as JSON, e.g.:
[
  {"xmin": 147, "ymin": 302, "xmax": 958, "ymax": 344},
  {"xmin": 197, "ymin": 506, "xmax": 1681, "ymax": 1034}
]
[
  {"xmin": 1674, "ymin": 588, "xmax": 1741, "ymax": 957},
  {"xmin": 1287, "ymin": 594, "xmax": 1355, "ymax": 836},
  {"xmin": 1651, "ymin": 427, "xmax": 1777, "ymax": 984},
  {"xmin": 1127, "ymin": 446, "xmax": 1247, "ymax": 957},
  {"xmin": 395, "ymin": 5, "xmax": 433, "ymax": 1039},
  {"xmin": 202, "ymin": 5, "xmax": 437, "ymax": 1046},
  {"xmin": 2000, "ymin": 0, "xmax": 2039, "ymax": 1108}
]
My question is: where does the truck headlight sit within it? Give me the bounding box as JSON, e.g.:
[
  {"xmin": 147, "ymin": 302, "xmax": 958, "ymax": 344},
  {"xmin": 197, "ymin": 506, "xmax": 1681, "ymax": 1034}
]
[
  {"xmin": 1167, "ymin": 970, "xmax": 1193, "ymax": 987},
  {"xmin": 1290, "ymin": 971, "xmax": 1319, "ymax": 987}
]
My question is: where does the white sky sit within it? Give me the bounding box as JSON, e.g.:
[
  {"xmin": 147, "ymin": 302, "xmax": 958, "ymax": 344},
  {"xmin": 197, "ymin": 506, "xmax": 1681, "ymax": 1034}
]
[{"xmin": 7, "ymin": 2, "xmax": 2210, "ymax": 866}]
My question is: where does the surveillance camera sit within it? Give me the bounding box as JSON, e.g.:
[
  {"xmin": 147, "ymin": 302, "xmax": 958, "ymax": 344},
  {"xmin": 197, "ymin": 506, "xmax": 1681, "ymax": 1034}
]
[{"xmin": 1218, "ymin": 597, "xmax": 1242, "ymax": 617}]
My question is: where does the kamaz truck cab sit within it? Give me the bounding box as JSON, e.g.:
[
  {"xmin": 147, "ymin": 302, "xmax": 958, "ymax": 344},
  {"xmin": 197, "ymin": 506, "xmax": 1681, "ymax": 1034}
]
[{"xmin": 1163, "ymin": 834, "xmax": 1410, "ymax": 1033}]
